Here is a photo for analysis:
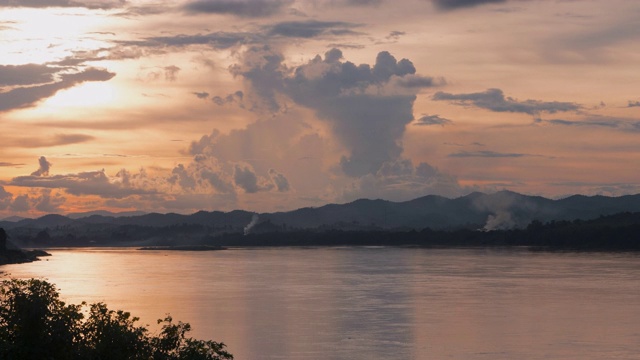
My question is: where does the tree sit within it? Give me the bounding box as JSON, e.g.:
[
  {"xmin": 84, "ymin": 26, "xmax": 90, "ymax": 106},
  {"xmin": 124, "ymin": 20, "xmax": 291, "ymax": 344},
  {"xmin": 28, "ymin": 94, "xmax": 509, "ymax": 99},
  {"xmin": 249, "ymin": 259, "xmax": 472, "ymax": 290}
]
[
  {"xmin": 0, "ymin": 229, "xmax": 6, "ymax": 251},
  {"xmin": 0, "ymin": 279, "xmax": 233, "ymax": 360}
]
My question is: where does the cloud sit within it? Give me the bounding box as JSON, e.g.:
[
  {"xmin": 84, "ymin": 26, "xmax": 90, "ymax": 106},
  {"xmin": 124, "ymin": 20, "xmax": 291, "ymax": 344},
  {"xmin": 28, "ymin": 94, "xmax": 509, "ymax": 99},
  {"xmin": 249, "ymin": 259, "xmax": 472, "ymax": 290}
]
[
  {"xmin": 281, "ymin": 48, "xmax": 440, "ymax": 177},
  {"xmin": 344, "ymin": 0, "xmax": 382, "ymax": 5},
  {"xmin": 415, "ymin": 114, "xmax": 453, "ymax": 126},
  {"xmin": 542, "ymin": 115, "xmax": 640, "ymax": 132},
  {"xmin": 0, "ymin": 162, "xmax": 25, "ymax": 167},
  {"xmin": 233, "ymin": 163, "xmax": 273, "ymax": 193},
  {"xmin": 177, "ymin": 116, "xmax": 300, "ymax": 197},
  {"xmin": 0, "ymin": 64, "xmax": 57, "ymax": 86},
  {"xmin": 229, "ymin": 45, "xmax": 286, "ymax": 112},
  {"xmin": 0, "ymin": 186, "xmax": 12, "ymax": 210},
  {"xmin": 11, "ymin": 171, "xmax": 156, "ymax": 198},
  {"xmin": 268, "ymin": 169, "xmax": 290, "ymax": 192},
  {"xmin": 342, "ymin": 159, "xmax": 463, "ymax": 202},
  {"xmin": 266, "ymin": 20, "xmax": 361, "ymax": 38},
  {"xmin": 394, "ymin": 74, "xmax": 443, "ymax": 88},
  {"xmin": 0, "ymin": 186, "xmax": 65, "ymax": 214},
  {"xmin": 34, "ymin": 189, "xmax": 65, "ymax": 213},
  {"xmin": 433, "ymin": 88, "xmax": 581, "ymax": 115},
  {"xmin": 31, "ymin": 156, "xmax": 52, "ymax": 176},
  {"xmin": 448, "ymin": 150, "xmax": 527, "ymax": 158},
  {"xmin": 212, "ymin": 90, "xmax": 244, "ymax": 106},
  {"xmin": 182, "ymin": 0, "xmax": 292, "ymax": 17},
  {"xmin": 7, "ymin": 134, "xmax": 95, "ymax": 148},
  {"xmin": 126, "ymin": 31, "xmax": 258, "ymax": 50},
  {"xmin": 0, "ymin": 0, "xmax": 126, "ymax": 9},
  {"xmin": 12, "ymin": 157, "xmax": 156, "ymax": 199},
  {"xmin": 0, "ymin": 67, "xmax": 115, "ymax": 112},
  {"xmin": 431, "ymin": 0, "xmax": 506, "ymax": 10},
  {"xmin": 227, "ymin": 46, "xmax": 461, "ymax": 201},
  {"xmin": 163, "ymin": 66, "xmax": 180, "ymax": 81},
  {"xmin": 10, "ymin": 195, "xmax": 30, "ymax": 212},
  {"xmin": 192, "ymin": 91, "xmax": 209, "ymax": 99}
]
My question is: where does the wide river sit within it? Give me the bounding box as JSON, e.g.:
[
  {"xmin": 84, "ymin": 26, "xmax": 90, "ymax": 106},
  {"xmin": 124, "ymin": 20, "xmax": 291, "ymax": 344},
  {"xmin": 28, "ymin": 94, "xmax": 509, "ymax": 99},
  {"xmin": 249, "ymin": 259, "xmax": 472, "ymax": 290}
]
[{"xmin": 2, "ymin": 247, "xmax": 640, "ymax": 359}]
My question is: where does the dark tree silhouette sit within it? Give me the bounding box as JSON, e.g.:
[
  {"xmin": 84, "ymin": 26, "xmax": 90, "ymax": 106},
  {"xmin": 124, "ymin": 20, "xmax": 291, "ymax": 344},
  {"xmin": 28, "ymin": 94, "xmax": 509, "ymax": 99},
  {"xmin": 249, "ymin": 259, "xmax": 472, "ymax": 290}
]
[
  {"xmin": 0, "ymin": 279, "xmax": 233, "ymax": 360},
  {"xmin": 0, "ymin": 228, "xmax": 6, "ymax": 251}
]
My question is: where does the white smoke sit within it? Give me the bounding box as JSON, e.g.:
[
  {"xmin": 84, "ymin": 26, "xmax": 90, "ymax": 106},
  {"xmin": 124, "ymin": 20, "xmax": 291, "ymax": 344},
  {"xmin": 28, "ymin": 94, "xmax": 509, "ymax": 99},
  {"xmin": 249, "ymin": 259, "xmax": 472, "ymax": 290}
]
[
  {"xmin": 482, "ymin": 211, "xmax": 516, "ymax": 231},
  {"xmin": 243, "ymin": 214, "xmax": 259, "ymax": 235}
]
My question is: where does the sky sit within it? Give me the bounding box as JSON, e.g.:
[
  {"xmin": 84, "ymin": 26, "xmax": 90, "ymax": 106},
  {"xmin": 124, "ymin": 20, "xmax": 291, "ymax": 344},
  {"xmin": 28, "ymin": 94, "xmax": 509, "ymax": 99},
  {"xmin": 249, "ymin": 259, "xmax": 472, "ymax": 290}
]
[{"xmin": 0, "ymin": 0, "xmax": 639, "ymax": 217}]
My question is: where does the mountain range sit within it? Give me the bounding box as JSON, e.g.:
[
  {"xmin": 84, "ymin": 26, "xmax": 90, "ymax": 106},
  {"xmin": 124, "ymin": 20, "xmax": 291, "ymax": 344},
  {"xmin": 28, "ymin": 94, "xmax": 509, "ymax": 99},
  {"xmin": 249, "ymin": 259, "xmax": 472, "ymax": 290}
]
[{"xmin": 2, "ymin": 191, "xmax": 640, "ymax": 239}]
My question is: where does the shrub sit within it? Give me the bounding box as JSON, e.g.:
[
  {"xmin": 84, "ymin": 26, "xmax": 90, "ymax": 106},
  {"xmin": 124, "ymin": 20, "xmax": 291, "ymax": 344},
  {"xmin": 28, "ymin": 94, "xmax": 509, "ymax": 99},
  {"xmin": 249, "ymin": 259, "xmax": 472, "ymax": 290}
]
[{"xmin": 0, "ymin": 279, "xmax": 232, "ymax": 360}]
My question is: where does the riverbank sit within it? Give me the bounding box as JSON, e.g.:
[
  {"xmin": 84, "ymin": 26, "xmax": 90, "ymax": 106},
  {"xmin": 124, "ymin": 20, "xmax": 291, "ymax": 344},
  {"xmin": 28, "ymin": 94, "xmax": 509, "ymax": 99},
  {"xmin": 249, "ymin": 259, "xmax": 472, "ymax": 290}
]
[{"xmin": 0, "ymin": 249, "xmax": 51, "ymax": 266}]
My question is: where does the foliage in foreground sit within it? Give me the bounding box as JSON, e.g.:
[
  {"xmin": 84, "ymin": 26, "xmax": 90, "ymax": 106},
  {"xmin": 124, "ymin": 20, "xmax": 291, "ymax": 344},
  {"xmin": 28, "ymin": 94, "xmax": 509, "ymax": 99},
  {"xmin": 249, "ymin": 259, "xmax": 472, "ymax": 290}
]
[{"xmin": 0, "ymin": 278, "xmax": 233, "ymax": 360}]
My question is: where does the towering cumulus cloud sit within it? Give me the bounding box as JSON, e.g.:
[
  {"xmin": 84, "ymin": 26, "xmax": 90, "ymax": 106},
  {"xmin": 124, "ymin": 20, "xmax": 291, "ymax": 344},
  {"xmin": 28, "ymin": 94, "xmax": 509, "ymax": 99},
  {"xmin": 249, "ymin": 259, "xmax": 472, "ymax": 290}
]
[
  {"xmin": 232, "ymin": 47, "xmax": 460, "ymax": 200},
  {"xmin": 284, "ymin": 49, "xmax": 419, "ymax": 176}
]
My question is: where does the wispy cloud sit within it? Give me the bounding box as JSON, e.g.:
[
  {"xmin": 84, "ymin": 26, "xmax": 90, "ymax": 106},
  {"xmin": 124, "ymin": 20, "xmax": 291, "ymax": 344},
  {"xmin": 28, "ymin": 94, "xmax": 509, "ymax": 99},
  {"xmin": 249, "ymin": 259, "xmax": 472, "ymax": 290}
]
[
  {"xmin": 431, "ymin": 0, "xmax": 507, "ymax": 10},
  {"xmin": 5, "ymin": 134, "xmax": 95, "ymax": 148},
  {"xmin": 266, "ymin": 20, "xmax": 362, "ymax": 38},
  {"xmin": 448, "ymin": 150, "xmax": 528, "ymax": 158},
  {"xmin": 543, "ymin": 115, "xmax": 640, "ymax": 132},
  {"xmin": 433, "ymin": 88, "xmax": 581, "ymax": 115},
  {"xmin": 415, "ymin": 114, "xmax": 453, "ymax": 126},
  {"xmin": 182, "ymin": 0, "xmax": 293, "ymax": 18},
  {"xmin": 0, "ymin": 68, "xmax": 115, "ymax": 113},
  {"xmin": 0, "ymin": 0, "xmax": 126, "ymax": 9}
]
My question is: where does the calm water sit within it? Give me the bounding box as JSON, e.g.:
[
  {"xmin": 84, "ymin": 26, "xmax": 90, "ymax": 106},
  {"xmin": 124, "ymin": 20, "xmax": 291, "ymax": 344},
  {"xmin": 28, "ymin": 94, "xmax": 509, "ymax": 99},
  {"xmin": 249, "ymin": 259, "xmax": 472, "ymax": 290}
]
[{"xmin": 2, "ymin": 247, "xmax": 640, "ymax": 360}]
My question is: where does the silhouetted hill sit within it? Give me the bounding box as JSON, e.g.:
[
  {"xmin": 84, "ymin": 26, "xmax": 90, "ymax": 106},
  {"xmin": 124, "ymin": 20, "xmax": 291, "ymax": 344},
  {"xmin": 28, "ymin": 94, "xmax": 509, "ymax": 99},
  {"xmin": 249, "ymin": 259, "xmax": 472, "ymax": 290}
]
[
  {"xmin": 66, "ymin": 210, "xmax": 146, "ymax": 219},
  {"xmin": 4, "ymin": 191, "xmax": 640, "ymax": 247}
]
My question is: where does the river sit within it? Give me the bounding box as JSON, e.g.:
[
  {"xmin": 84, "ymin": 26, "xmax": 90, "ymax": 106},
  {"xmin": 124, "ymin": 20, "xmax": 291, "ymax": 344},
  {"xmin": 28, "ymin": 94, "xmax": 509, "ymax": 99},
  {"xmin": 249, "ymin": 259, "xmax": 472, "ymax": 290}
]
[{"xmin": 2, "ymin": 247, "xmax": 640, "ymax": 359}]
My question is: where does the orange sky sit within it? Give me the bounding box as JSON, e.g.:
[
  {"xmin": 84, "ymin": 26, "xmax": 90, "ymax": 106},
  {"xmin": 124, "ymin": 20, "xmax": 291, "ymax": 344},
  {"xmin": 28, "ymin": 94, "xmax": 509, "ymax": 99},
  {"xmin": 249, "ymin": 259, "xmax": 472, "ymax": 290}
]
[{"xmin": 1, "ymin": 0, "xmax": 639, "ymax": 217}]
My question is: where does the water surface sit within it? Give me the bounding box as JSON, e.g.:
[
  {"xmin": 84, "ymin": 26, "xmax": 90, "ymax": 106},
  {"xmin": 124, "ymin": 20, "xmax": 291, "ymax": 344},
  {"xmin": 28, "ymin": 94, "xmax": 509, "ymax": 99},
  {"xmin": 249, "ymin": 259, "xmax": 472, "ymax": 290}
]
[{"xmin": 3, "ymin": 247, "xmax": 640, "ymax": 359}]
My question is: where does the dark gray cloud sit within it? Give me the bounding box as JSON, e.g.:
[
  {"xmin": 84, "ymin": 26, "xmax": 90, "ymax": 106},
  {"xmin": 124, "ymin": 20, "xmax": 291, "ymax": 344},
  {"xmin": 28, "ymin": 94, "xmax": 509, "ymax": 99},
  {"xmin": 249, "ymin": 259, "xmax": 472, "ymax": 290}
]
[
  {"xmin": 31, "ymin": 156, "xmax": 52, "ymax": 176},
  {"xmin": 266, "ymin": 20, "xmax": 361, "ymax": 38},
  {"xmin": 386, "ymin": 30, "xmax": 405, "ymax": 40},
  {"xmin": 0, "ymin": 0, "xmax": 126, "ymax": 9},
  {"xmin": 543, "ymin": 115, "xmax": 640, "ymax": 132},
  {"xmin": 415, "ymin": 114, "xmax": 453, "ymax": 126},
  {"xmin": 11, "ymin": 170, "xmax": 155, "ymax": 198},
  {"xmin": 34, "ymin": 189, "xmax": 65, "ymax": 213},
  {"xmin": 212, "ymin": 91, "xmax": 244, "ymax": 107},
  {"xmin": 448, "ymin": 150, "xmax": 527, "ymax": 158},
  {"xmin": 233, "ymin": 163, "xmax": 273, "ymax": 193},
  {"xmin": 0, "ymin": 64, "xmax": 58, "ymax": 86},
  {"xmin": 547, "ymin": 119, "xmax": 618, "ymax": 128},
  {"xmin": 0, "ymin": 186, "xmax": 12, "ymax": 210},
  {"xmin": 126, "ymin": 31, "xmax": 257, "ymax": 50},
  {"xmin": 433, "ymin": 88, "xmax": 581, "ymax": 115},
  {"xmin": 10, "ymin": 195, "xmax": 29, "ymax": 212},
  {"xmin": 268, "ymin": 169, "xmax": 290, "ymax": 192},
  {"xmin": 344, "ymin": 0, "xmax": 383, "ymax": 6},
  {"xmin": 10, "ymin": 157, "xmax": 156, "ymax": 199},
  {"xmin": 183, "ymin": 0, "xmax": 292, "ymax": 17},
  {"xmin": 0, "ymin": 67, "xmax": 115, "ymax": 112},
  {"xmin": 111, "ymin": 21, "xmax": 359, "ymax": 60},
  {"xmin": 628, "ymin": 100, "xmax": 640, "ymax": 107},
  {"xmin": 229, "ymin": 45, "xmax": 286, "ymax": 112},
  {"xmin": 432, "ymin": 0, "xmax": 506, "ymax": 10},
  {"xmin": 192, "ymin": 91, "xmax": 210, "ymax": 99},
  {"xmin": 395, "ymin": 74, "xmax": 441, "ymax": 88}
]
